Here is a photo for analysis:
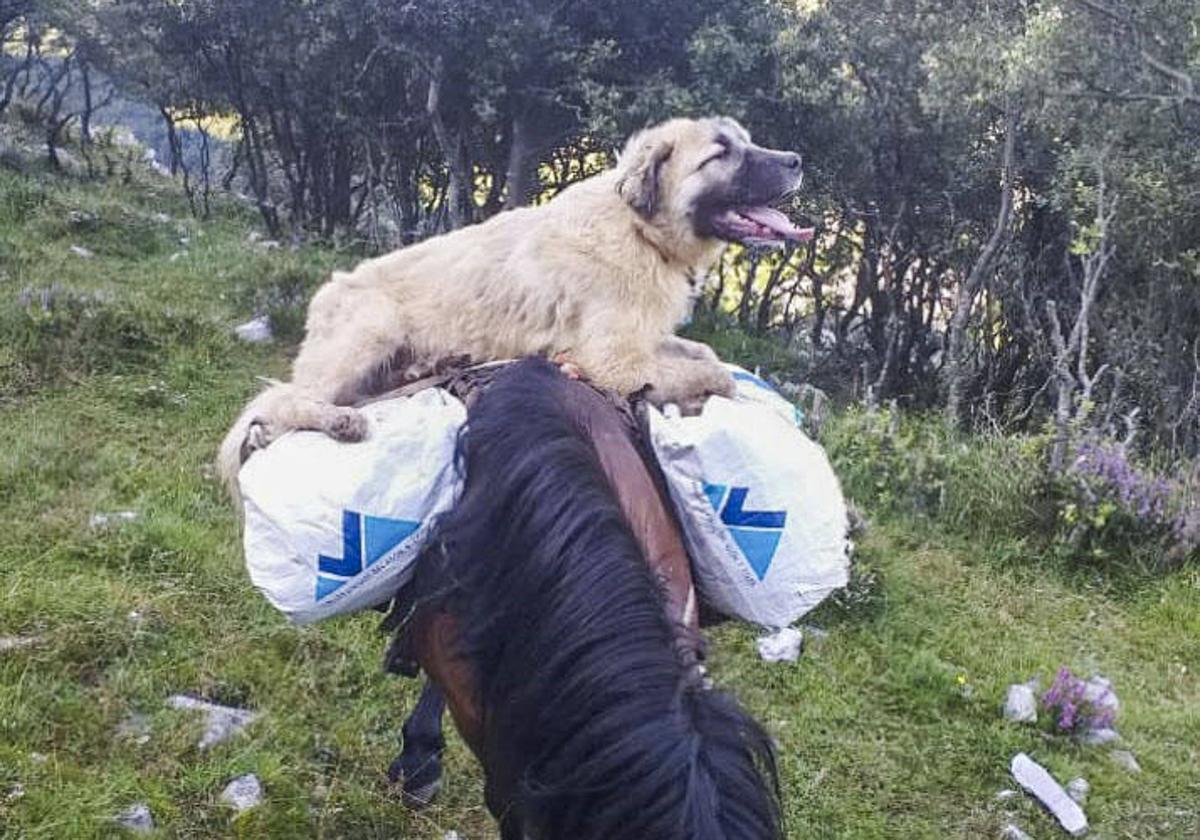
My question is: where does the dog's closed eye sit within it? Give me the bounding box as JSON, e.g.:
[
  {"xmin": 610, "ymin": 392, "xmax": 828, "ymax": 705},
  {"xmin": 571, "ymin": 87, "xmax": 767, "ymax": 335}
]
[{"xmin": 698, "ymin": 137, "xmax": 732, "ymax": 170}]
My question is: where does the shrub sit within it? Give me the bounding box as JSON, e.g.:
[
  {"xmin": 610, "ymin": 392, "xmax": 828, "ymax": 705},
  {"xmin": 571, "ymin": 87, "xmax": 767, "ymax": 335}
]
[
  {"xmin": 1055, "ymin": 438, "xmax": 1196, "ymax": 571},
  {"xmin": 0, "ymin": 285, "xmax": 219, "ymax": 395}
]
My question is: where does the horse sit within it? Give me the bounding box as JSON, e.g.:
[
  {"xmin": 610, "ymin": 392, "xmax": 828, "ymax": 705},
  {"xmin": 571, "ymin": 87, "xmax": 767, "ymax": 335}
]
[{"xmin": 380, "ymin": 358, "xmax": 783, "ymax": 840}]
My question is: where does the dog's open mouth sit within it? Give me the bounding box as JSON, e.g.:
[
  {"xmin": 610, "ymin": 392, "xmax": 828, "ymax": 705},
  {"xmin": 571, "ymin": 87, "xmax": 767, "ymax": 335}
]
[{"xmin": 708, "ymin": 206, "xmax": 814, "ymax": 247}]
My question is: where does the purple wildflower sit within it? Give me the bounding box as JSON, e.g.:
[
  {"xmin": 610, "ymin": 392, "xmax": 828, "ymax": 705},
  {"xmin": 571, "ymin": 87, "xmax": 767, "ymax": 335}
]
[{"xmin": 1040, "ymin": 667, "xmax": 1119, "ymax": 735}]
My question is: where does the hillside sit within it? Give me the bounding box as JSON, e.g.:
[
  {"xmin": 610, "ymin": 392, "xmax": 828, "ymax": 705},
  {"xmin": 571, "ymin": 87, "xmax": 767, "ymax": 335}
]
[{"xmin": 1, "ymin": 164, "xmax": 1198, "ymax": 839}]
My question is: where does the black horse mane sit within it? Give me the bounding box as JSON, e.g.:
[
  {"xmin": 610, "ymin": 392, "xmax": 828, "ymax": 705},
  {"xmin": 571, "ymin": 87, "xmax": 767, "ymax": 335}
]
[{"xmin": 430, "ymin": 358, "xmax": 782, "ymax": 840}]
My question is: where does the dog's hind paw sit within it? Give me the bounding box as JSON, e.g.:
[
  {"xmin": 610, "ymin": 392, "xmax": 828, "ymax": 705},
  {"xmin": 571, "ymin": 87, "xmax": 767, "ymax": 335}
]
[
  {"xmin": 241, "ymin": 420, "xmax": 277, "ymax": 461},
  {"xmin": 325, "ymin": 407, "xmax": 368, "ymax": 442}
]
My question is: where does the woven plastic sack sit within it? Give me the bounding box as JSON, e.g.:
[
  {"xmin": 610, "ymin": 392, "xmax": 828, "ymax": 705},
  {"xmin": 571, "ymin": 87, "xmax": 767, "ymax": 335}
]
[
  {"xmin": 647, "ymin": 366, "xmax": 850, "ymax": 628},
  {"xmin": 238, "ymin": 388, "xmax": 465, "ymax": 624}
]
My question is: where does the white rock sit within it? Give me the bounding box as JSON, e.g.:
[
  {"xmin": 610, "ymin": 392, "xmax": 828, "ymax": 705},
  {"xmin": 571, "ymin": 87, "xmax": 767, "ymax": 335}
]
[
  {"xmin": 756, "ymin": 627, "xmax": 803, "ymax": 662},
  {"xmin": 220, "ymin": 773, "xmax": 263, "ymax": 812},
  {"xmin": 0, "ymin": 636, "xmax": 41, "ymax": 653},
  {"xmin": 29, "ymin": 752, "xmax": 47, "ymax": 764},
  {"xmin": 1067, "ymin": 777, "xmax": 1090, "ymax": 804},
  {"xmin": 7, "ymin": 783, "xmax": 25, "ymax": 801},
  {"xmin": 1003, "ymin": 684, "xmax": 1038, "ymax": 723},
  {"xmin": 1010, "ymin": 752, "xmax": 1089, "ymax": 837},
  {"xmin": 90, "ymin": 510, "xmax": 139, "ymax": 529},
  {"xmin": 1083, "ymin": 676, "xmax": 1118, "ymax": 714},
  {"xmin": 1081, "ymin": 727, "xmax": 1119, "ymax": 746},
  {"xmin": 995, "ymin": 788, "xmax": 1019, "ymax": 802},
  {"xmin": 233, "ymin": 316, "xmax": 273, "ymax": 344},
  {"xmin": 117, "ymin": 712, "xmax": 151, "ymax": 744},
  {"xmin": 69, "ymin": 245, "xmax": 94, "ymax": 259},
  {"xmin": 1110, "ymin": 750, "xmax": 1141, "ymax": 774},
  {"xmin": 166, "ymin": 695, "xmax": 259, "ymax": 749},
  {"xmin": 443, "ymin": 833, "xmax": 463, "ymax": 840},
  {"xmin": 1000, "ymin": 824, "xmax": 1033, "ymax": 840},
  {"xmin": 115, "ymin": 802, "xmax": 154, "ymax": 834}
]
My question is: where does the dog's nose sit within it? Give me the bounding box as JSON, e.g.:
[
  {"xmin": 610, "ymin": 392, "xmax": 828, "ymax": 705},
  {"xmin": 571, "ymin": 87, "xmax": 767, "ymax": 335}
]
[{"xmin": 785, "ymin": 152, "xmax": 802, "ymax": 171}]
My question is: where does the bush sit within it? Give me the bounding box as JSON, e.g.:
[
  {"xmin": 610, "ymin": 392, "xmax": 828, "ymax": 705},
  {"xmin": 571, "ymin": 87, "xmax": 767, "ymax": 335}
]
[
  {"xmin": 0, "ymin": 285, "xmax": 220, "ymax": 395},
  {"xmin": 822, "ymin": 407, "xmax": 1197, "ymax": 573},
  {"xmin": 228, "ymin": 250, "xmax": 341, "ymax": 344},
  {"xmin": 823, "ymin": 407, "xmax": 1049, "ymax": 541},
  {"xmin": 1054, "ymin": 439, "xmax": 1197, "ymax": 572}
]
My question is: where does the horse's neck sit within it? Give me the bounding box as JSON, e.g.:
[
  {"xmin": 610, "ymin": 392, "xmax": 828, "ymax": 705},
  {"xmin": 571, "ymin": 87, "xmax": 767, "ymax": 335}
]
[{"xmin": 567, "ymin": 391, "xmax": 701, "ymax": 638}]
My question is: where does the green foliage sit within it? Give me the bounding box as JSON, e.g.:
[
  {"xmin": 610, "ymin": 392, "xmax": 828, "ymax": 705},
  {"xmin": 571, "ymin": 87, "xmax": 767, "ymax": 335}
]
[
  {"xmin": 0, "ymin": 287, "xmax": 220, "ymax": 396},
  {"xmin": 823, "ymin": 407, "xmax": 1196, "ymax": 577},
  {"xmin": 0, "ymin": 152, "xmax": 1198, "ymax": 840},
  {"xmin": 824, "ymin": 407, "xmax": 1050, "ymax": 541}
]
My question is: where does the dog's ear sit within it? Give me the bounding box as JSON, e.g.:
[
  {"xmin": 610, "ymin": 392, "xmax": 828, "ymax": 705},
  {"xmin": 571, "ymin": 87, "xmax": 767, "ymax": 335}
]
[{"xmin": 616, "ymin": 138, "xmax": 674, "ymax": 218}]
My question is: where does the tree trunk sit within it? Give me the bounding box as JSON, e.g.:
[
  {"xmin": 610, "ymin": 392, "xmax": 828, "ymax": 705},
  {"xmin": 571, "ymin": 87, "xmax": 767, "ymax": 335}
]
[
  {"xmin": 425, "ymin": 56, "xmax": 472, "ymax": 230},
  {"xmin": 504, "ymin": 111, "xmax": 539, "ymax": 209},
  {"xmin": 945, "ymin": 101, "xmax": 1020, "ymax": 426}
]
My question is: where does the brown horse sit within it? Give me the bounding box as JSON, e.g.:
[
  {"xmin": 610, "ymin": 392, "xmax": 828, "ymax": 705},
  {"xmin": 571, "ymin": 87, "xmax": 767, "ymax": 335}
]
[{"xmin": 381, "ymin": 359, "xmax": 782, "ymax": 840}]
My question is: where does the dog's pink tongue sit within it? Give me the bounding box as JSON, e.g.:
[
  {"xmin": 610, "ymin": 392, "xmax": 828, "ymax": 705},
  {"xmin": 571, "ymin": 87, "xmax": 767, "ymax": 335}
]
[{"xmin": 740, "ymin": 206, "xmax": 814, "ymax": 242}]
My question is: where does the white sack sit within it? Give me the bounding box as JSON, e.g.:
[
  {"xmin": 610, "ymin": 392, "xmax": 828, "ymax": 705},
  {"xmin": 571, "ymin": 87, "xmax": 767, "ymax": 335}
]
[
  {"xmin": 238, "ymin": 388, "xmax": 465, "ymax": 624},
  {"xmin": 648, "ymin": 366, "xmax": 850, "ymax": 628}
]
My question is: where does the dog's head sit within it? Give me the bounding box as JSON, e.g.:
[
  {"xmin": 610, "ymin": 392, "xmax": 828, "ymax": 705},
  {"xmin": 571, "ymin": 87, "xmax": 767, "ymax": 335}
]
[{"xmin": 615, "ymin": 117, "xmax": 813, "ymax": 252}]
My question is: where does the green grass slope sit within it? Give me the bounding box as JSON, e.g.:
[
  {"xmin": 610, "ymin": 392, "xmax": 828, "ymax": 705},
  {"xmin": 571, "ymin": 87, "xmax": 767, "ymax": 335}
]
[{"xmin": 0, "ymin": 165, "xmax": 1197, "ymax": 838}]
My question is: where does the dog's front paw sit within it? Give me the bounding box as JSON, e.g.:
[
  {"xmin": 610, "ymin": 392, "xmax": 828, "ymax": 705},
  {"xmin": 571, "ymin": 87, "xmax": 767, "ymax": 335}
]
[{"xmin": 325, "ymin": 407, "xmax": 369, "ymax": 442}]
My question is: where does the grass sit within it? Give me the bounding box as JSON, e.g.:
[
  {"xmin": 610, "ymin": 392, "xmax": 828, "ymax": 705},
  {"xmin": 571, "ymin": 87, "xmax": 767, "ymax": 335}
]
[{"xmin": 0, "ymin": 161, "xmax": 1198, "ymax": 839}]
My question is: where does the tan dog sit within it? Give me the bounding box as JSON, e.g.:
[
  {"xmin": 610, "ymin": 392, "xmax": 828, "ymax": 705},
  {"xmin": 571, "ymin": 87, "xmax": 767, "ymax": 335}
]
[{"xmin": 218, "ymin": 116, "xmax": 812, "ymax": 497}]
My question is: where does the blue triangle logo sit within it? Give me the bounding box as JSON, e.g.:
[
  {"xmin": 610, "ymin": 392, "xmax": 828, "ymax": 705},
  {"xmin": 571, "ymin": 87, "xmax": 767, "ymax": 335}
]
[
  {"xmin": 703, "ymin": 482, "xmax": 728, "ymax": 512},
  {"xmin": 364, "ymin": 515, "xmax": 420, "ymax": 567},
  {"xmin": 701, "ymin": 483, "xmax": 787, "ymax": 582},
  {"xmin": 316, "ymin": 575, "xmax": 347, "ymax": 600},
  {"xmin": 729, "ymin": 527, "xmax": 783, "ymax": 581}
]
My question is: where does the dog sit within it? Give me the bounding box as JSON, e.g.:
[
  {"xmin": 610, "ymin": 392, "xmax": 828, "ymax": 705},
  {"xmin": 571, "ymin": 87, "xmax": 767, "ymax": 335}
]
[{"xmin": 218, "ymin": 116, "xmax": 812, "ymax": 499}]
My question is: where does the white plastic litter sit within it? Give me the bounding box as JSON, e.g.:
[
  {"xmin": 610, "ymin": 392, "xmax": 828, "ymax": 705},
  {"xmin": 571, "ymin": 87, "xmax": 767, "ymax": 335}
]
[
  {"xmin": 1011, "ymin": 752, "xmax": 1089, "ymax": 837},
  {"xmin": 756, "ymin": 626, "xmax": 804, "ymax": 662},
  {"xmin": 648, "ymin": 365, "xmax": 850, "ymax": 628},
  {"xmin": 238, "ymin": 388, "xmax": 465, "ymax": 623},
  {"xmin": 234, "ymin": 316, "xmax": 274, "ymax": 344}
]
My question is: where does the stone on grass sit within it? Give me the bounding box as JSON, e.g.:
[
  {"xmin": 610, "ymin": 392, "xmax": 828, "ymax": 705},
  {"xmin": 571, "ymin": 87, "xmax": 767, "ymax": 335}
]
[
  {"xmin": 115, "ymin": 802, "xmax": 154, "ymax": 834},
  {"xmin": 995, "ymin": 788, "xmax": 1019, "ymax": 802},
  {"xmin": 1067, "ymin": 777, "xmax": 1090, "ymax": 804},
  {"xmin": 234, "ymin": 316, "xmax": 273, "ymax": 344},
  {"xmin": 1003, "ymin": 683, "xmax": 1038, "ymax": 724},
  {"xmin": 443, "ymin": 833, "xmax": 463, "ymax": 840},
  {"xmin": 117, "ymin": 712, "xmax": 151, "ymax": 745},
  {"xmin": 1010, "ymin": 752, "xmax": 1088, "ymax": 837},
  {"xmin": 756, "ymin": 627, "xmax": 803, "ymax": 662},
  {"xmin": 166, "ymin": 695, "xmax": 258, "ymax": 750},
  {"xmin": 1000, "ymin": 824, "xmax": 1033, "ymax": 840},
  {"xmin": 69, "ymin": 245, "xmax": 94, "ymax": 259},
  {"xmin": 220, "ymin": 774, "xmax": 263, "ymax": 813},
  {"xmin": 90, "ymin": 511, "xmax": 139, "ymax": 529},
  {"xmin": 1080, "ymin": 727, "xmax": 1119, "ymax": 746},
  {"xmin": 1109, "ymin": 749, "xmax": 1141, "ymax": 774},
  {"xmin": 1084, "ymin": 676, "xmax": 1118, "ymax": 715},
  {"xmin": 7, "ymin": 783, "xmax": 25, "ymax": 802},
  {"xmin": 0, "ymin": 636, "xmax": 42, "ymax": 653}
]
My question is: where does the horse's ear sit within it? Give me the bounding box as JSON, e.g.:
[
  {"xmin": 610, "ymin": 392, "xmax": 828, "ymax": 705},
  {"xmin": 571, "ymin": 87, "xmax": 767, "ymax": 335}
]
[{"xmin": 616, "ymin": 138, "xmax": 674, "ymax": 218}]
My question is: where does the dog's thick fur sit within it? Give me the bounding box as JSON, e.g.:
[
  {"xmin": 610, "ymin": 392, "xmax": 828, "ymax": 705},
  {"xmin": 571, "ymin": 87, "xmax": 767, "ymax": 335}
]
[{"xmin": 218, "ymin": 116, "xmax": 803, "ymax": 499}]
